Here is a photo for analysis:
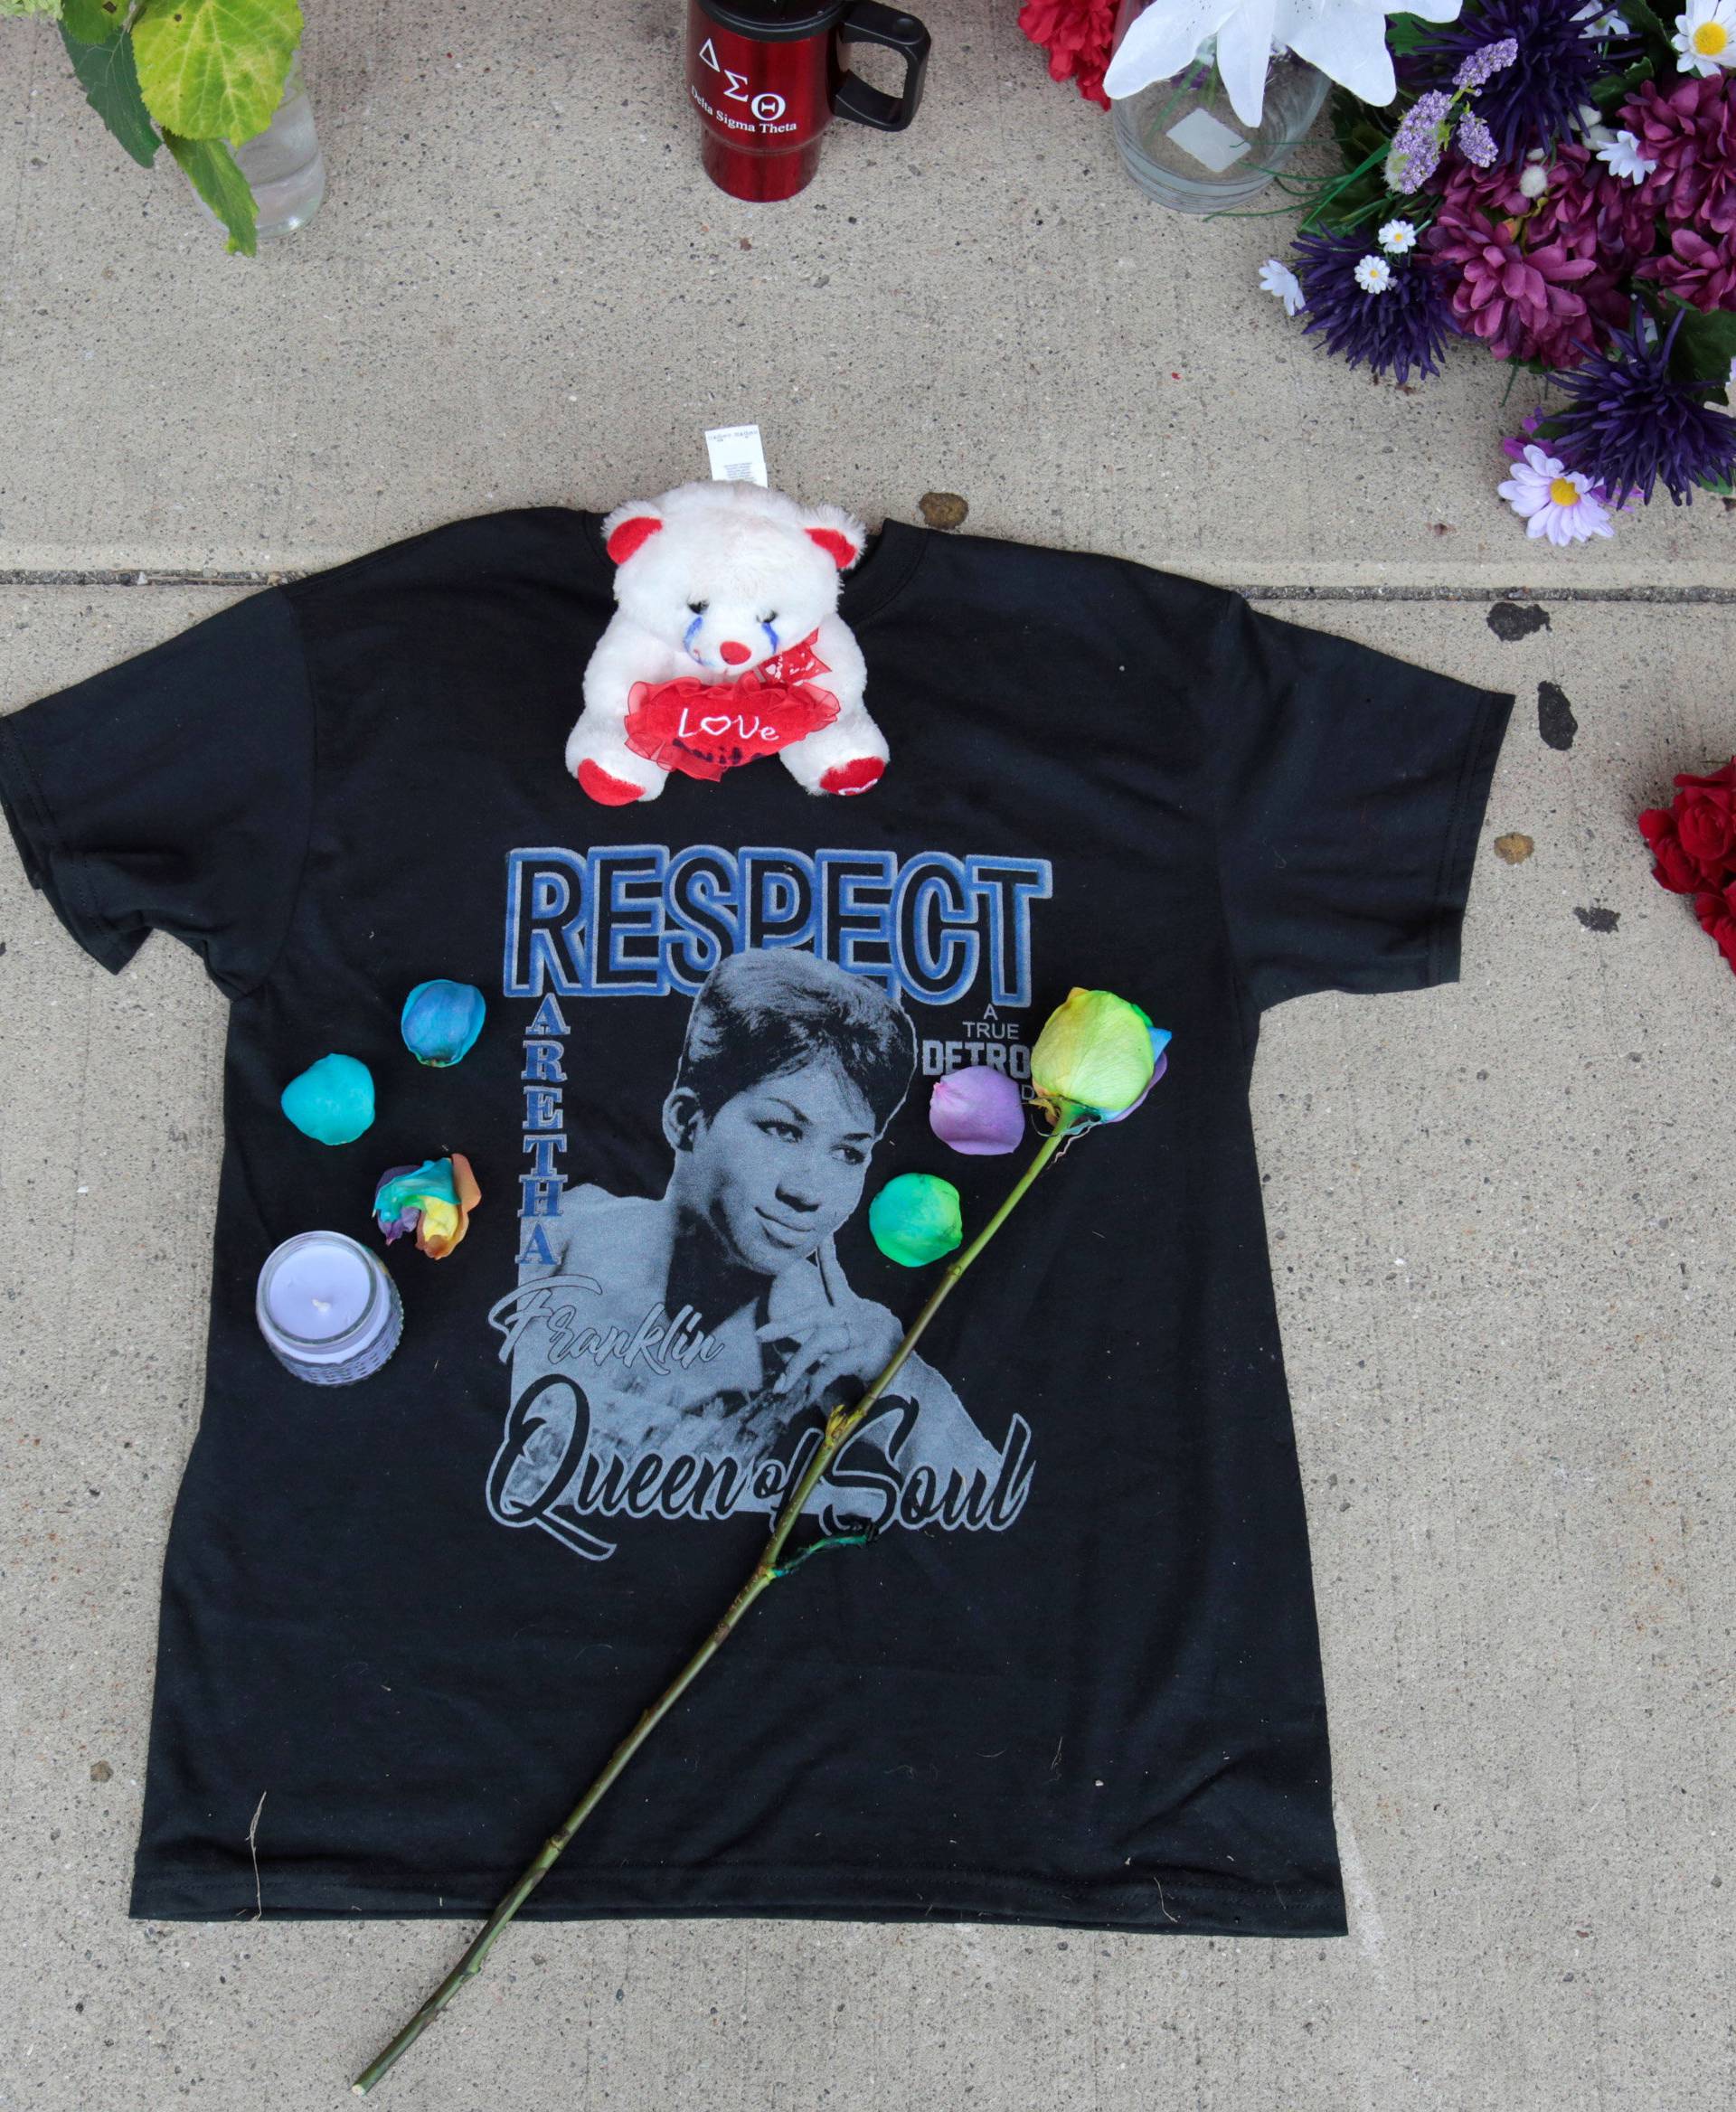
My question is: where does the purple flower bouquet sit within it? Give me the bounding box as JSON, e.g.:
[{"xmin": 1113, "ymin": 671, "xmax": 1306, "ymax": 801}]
[{"xmin": 1260, "ymin": 0, "xmax": 1736, "ymax": 542}]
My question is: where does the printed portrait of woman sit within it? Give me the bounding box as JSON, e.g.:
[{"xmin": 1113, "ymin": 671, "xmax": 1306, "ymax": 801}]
[{"xmin": 505, "ymin": 947, "xmax": 1006, "ymax": 1524}]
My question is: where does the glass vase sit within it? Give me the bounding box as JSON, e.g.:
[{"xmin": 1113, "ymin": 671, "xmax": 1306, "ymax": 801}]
[
  {"xmin": 1109, "ymin": 14, "xmax": 1330, "ymax": 213},
  {"xmin": 194, "ymin": 48, "xmax": 327, "ymax": 241}
]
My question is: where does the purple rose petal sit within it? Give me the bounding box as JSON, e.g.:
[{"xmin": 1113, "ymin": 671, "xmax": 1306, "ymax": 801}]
[{"xmin": 929, "ymin": 1068, "xmax": 1025, "ymax": 1155}]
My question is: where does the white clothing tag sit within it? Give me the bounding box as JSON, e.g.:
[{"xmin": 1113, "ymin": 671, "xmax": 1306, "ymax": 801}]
[
  {"xmin": 1165, "ymin": 108, "xmax": 1250, "ymax": 174},
  {"xmin": 704, "ymin": 424, "xmax": 769, "ymax": 486}
]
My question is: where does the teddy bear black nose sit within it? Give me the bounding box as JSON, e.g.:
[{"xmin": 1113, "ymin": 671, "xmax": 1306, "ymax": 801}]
[{"xmin": 719, "ymin": 640, "xmax": 752, "ymax": 665}]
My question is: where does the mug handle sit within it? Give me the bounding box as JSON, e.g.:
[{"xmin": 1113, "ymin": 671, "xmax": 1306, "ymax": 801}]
[{"xmin": 835, "ymin": 2, "xmax": 930, "ymax": 132}]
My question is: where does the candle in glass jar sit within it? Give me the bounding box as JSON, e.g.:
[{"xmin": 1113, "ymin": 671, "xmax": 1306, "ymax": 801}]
[{"xmin": 256, "ymin": 1230, "xmax": 402, "ymax": 1385}]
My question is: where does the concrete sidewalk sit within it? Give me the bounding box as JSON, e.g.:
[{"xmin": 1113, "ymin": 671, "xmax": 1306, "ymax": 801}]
[{"xmin": 2, "ymin": 5, "xmax": 1732, "ymax": 2109}]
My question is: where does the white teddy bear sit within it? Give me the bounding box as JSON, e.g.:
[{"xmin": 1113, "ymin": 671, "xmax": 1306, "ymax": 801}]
[{"xmin": 567, "ymin": 479, "xmax": 891, "ymax": 806}]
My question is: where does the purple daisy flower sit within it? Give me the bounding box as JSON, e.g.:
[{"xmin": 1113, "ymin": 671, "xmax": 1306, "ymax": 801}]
[
  {"xmin": 1290, "ymin": 231, "xmax": 1458, "ymax": 387},
  {"xmin": 1427, "ymin": 0, "xmax": 1629, "ymax": 157},
  {"xmin": 1546, "ymin": 307, "xmax": 1736, "ymax": 505}
]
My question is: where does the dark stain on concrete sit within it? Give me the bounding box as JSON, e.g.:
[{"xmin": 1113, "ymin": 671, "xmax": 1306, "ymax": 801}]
[
  {"xmin": 1538, "ymin": 681, "xmax": 1578, "ymax": 750},
  {"xmin": 1574, "ymin": 906, "xmax": 1619, "ymax": 932},
  {"xmin": 1487, "ymin": 600, "xmax": 1551, "ymax": 641}
]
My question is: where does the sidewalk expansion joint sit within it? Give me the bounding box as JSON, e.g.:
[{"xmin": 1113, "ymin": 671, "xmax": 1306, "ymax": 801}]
[{"xmin": 1, "ymin": 570, "xmax": 1733, "ymax": 606}]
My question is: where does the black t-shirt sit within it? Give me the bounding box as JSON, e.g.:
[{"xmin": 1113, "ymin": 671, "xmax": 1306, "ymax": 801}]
[{"xmin": 0, "ymin": 508, "xmax": 1513, "ymax": 1933}]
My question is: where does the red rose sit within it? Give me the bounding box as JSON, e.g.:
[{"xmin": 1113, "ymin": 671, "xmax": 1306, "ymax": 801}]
[
  {"xmin": 1673, "ymin": 758, "xmax": 1736, "ymax": 797},
  {"xmin": 1675, "ymin": 777, "xmax": 1736, "ymax": 872},
  {"xmin": 1638, "ymin": 806, "xmax": 1705, "ymax": 893},
  {"xmin": 1694, "ymin": 882, "xmax": 1736, "ymax": 974}
]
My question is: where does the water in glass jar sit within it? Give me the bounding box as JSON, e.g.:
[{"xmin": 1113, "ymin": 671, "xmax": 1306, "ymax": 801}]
[{"xmin": 195, "ymin": 52, "xmax": 326, "ymax": 240}]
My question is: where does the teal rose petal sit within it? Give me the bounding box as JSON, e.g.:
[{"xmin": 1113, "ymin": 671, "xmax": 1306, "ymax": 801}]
[
  {"xmin": 401, "ymin": 979, "xmax": 486, "ymax": 1067},
  {"xmin": 280, "ymin": 1052, "xmax": 375, "ymax": 1146},
  {"xmin": 868, "ymin": 1172, "xmax": 964, "ymax": 1268}
]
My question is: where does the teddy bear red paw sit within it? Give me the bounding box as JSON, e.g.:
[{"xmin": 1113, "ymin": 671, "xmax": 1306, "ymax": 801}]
[
  {"xmin": 576, "ymin": 759, "xmax": 646, "ymax": 806},
  {"xmin": 820, "ymin": 757, "xmax": 885, "ymax": 796}
]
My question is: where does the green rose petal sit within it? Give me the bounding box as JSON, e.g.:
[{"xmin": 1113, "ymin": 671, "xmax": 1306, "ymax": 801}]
[{"xmin": 868, "ymin": 1172, "xmax": 964, "ymax": 1268}]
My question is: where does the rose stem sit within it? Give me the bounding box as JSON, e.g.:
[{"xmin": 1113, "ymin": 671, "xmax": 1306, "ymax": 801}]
[{"xmin": 350, "ymin": 1103, "xmax": 1086, "ymax": 2097}]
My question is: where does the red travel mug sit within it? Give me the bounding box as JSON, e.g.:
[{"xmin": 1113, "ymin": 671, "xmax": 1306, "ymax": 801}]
[{"xmin": 687, "ymin": 0, "xmax": 931, "ymax": 203}]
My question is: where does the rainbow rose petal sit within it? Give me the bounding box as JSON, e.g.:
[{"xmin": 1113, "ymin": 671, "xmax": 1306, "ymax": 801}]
[
  {"xmin": 1031, "ymin": 988, "xmax": 1157, "ymax": 1121},
  {"xmin": 372, "ymin": 1152, "xmax": 481, "ymax": 1259}
]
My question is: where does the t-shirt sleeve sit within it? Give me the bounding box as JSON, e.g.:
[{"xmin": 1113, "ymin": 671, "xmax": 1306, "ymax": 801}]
[
  {"xmin": 0, "ymin": 585, "xmax": 314, "ymax": 1000},
  {"xmin": 1198, "ymin": 593, "xmax": 1514, "ymax": 1014}
]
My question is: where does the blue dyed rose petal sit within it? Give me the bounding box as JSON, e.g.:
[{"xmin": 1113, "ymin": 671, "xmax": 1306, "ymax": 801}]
[
  {"xmin": 401, "ymin": 979, "xmax": 486, "ymax": 1067},
  {"xmin": 280, "ymin": 1052, "xmax": 375, "ymax": 1146}
]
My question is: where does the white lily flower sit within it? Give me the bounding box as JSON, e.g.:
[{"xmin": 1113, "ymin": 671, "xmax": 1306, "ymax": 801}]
[{"xmin": 1105, "ymin": 0, "xmax": 1466, "ymax": 128}]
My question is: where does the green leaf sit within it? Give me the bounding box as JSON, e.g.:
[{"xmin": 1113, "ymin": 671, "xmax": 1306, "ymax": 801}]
[
  {"xmin": 132, "ymin": 0, "xmax": 301, "ymax": 143},
  {"xmin": 61, "ymin": 0, "xmax": 125, "ymax": 37},
  {"xmin": 1589, "ymin": 55, "xmax": 1654, "ymax": 104},
  {"xmin": 161, "ymin": 126, "xmax": 257, "ymax": 253},
  {"xmin": 1668, "ymin": 303, "xmax": 1736, "ymax": 387},
  {"xmin": 1384, "ymin": 11, "xmax": 1434, "ymax": 54},
  {"xmin": 59, "ymin": 13, "xmax": 161, "ymax": 168},
  {"xmin": 1618, "ymin": 0, "xmax": 1675, "ymax": 53},
  {"xmin": 1, "ymin": 0, "xmax": 67, "ymax": 18}
]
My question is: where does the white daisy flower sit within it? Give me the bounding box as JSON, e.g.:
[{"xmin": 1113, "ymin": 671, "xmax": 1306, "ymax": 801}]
[
  {"xmin": 1260, "ymin": 258, "xmax": 1306, "ymax": 316},
  {"xmin": 1496, "ymin": 445, "xmax": 1617, "ymax": 548},
  {"xmin": 1674, "ymin": 0, "xmax": 1736, "ymax": 72},
  {"xmin": 1575, "ymin": 4, "xmax": 1631, "ymax": 33},
  {"xmin": 1354, "ymin": 254, "xmax": 1393, "ymax": 294},
  {"xmin": 1596, "ymin": 128, "xmax": 1657, "ymax": 181},
  {"xmin": 1378, "ymin": 218, "xmax": 1417, "ymax": 254}
]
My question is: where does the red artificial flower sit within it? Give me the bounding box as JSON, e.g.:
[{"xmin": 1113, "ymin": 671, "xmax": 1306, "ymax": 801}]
[
  {"xmin": 1694, "ymin": 881, "xmax": 1736, "ymax": 974},
  {"xmin": 1018, "ymin": 0, "xmax": 1117, "ymax": 108}
]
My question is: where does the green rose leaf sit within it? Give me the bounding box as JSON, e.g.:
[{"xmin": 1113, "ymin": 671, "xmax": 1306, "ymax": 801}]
[
  {"xmin": 132, "ymin": 0, "xmax": 301, "ymax": 143},
  {"xmin": 161, "ymin": 127, "xmax": 258, "ymax": 253},
  {"xmin": 1, "ymin": 1, "xmax": 67, "ymax": 18},
  {"xmin": 60, "ymin": 6, "xmax": 162, "ymax": 170}
]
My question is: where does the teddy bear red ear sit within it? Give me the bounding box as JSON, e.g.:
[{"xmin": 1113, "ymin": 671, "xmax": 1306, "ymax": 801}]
[
  {"xmin": 807, "ymin": 526, "xmax": 862, "ymax": 570},
  {"xmin": 606, "ymin": 514, "xmax": 664, "ymax": 565}
]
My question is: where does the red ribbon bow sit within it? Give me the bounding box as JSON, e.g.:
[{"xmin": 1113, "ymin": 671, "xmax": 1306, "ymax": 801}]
[{"xmin": 624, "ymin": 635, "xmax": 840, "ymax": 783}]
